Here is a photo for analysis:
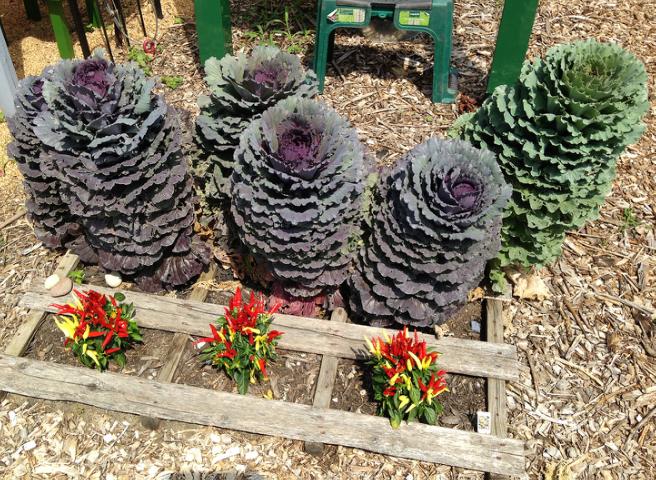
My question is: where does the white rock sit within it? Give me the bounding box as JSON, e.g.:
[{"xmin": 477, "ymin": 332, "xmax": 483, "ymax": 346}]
[
  {"xmin": 105, "ymin": 272, "xmax": 122, "ymax": 288},
  {"xmin": 44, "ymin": 274, "xmax": 60, "ymax": 290},
  {"xmin": 22, "ymin": 441, "xmax": 36, "ymax": 452},
  {"xmin": 244, "ymin": 450, "xmax": 259, "ymax": 461},
  {"xmin": 49, "ymin": 277, "xmax": 73, "ymax": 297},
  {"xmin": 102, "ymin": 433, "xmax": 115, "ymax": 444}
]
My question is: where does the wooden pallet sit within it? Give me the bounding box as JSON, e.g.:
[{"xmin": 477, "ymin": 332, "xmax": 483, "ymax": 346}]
[{"xmin": 1, "ymin": 253, "xmax": 526, "ymax": 476}]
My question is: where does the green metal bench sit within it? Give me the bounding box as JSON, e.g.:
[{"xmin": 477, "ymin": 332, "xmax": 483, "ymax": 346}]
[{"xmin": 313, "ymin": 0, "xmax": 457, "ymax": 103}]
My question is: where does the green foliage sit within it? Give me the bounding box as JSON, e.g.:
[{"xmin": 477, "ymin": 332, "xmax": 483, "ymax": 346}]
[
  {"xmin": 173, "ymin": 16, "xmax": 185, "ymax": 24},
  {"xmin": 367, "ymin": 328, "xmax": 447, "ymax": 429},
  {"xmin": 460, "ymin": 40, "xmax": 649, "ymax": 269},
  {"xmin": 161, "ymin": 75, "xmax": 183, "ymax": 90},
  {"xmin": 0, "ymin": 111, "xmax": 5, "ymax": 123},
  {"xmin": 196, "ymin": 288, "xmax": 282, "ymax": 394},
  {"xmin": 127, "ymin": 47, "xmax": 153, "ymax": 76},
  {"xmin": 621, "ymin": 208, "xmax": 641, "ymax": 233},
  {"xmin": 67, "ymin": 268, "xmax": 85, "ymax": 285}
]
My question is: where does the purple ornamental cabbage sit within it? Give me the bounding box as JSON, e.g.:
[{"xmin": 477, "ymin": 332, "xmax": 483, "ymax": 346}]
[
  {"xmin": 348, "ymin": 138, "xmax": 511, "ymax": 327},
  {"xmin": 31, "ymin": 50, "xmax": 208, "ymax": 291},
  {"xmin": 7, "ymin": 73, "xmax": 79, "ymax": 248},
  {"xmin": 193, "ymin": 46, "xmax": 317, "ymax": 208},
  {"xmin": 231, "ymin": 97, "xmax": 367, "ymax": 299}
]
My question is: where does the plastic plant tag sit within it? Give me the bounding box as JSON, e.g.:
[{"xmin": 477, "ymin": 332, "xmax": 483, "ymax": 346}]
[
  {"xmin": 328, "ymin": 7, "xmax": 366, "ymax": 24},
  {"xmin": 477, "ymin": 411, "xmax": 492, "ymax": 434},
  {"xmin": 398, "ymin": 10, "xmax": 430, "ymax": 27}
]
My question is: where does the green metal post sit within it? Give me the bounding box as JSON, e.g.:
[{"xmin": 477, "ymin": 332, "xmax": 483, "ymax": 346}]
[
  {"xmin": 487, "ymin": 0, "xmax": 538, "ymax": 93},
  {"xmin": 195, "ymin": 0, "xmax": 233, "ymax": 66},
  {"xmin": 47, "ymin": 0, "xmax": 75, "ymax": 59},
  {"xmin": 23, "ymin": 0, "xmax": 42, "ymax": 21}
]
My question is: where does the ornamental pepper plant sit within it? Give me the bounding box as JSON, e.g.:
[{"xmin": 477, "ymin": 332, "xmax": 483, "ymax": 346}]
[
  {"xmin": 367, "ymin": 327, "xmax": 448, "ymax": 429},
  {"xmin": 196, "ymin": 288, "xmax": 283, "ymax": 394},
  {"xmin": 53, "ymin": 290, "xmax": 142, "ymax": 370}
]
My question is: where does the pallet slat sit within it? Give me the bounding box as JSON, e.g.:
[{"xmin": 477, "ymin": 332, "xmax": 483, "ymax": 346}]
[
  {"xmin": 0, "ymin": 354, "xmax": 525, "ymax": 475},
  {"xmin": 21, "ymin": 283, "xmax": 519, "ymax": 381},
  {"xmin": 486, "ymin": 298, "xmax": 509, "ymax": 480},
  {"xmin": 305, "ymin": 307, "xmax": 347, "ymax": 455},
  {"xmin": 5, "ymin": 253, "xmax": 79, "ymax": 357}
]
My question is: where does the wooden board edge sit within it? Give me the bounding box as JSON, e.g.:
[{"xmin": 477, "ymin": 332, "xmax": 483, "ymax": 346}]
[
  {"xmin": 21, "ymin": 284, "xmax": 521, "ymax": 382},
  {"xmin": 0, "ymin": 354, "xmax": 526, "ymax": 476},
  {"xmin": 305, "ymin": 307, "xmax": 347, "ymax": 455},
  {"xmin": 485, "ymin": 298, "xmax": 513, "ymax": 479}
]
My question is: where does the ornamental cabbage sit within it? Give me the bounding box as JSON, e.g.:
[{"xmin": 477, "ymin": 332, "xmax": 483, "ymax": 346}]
[
  {"xmin": 7, "ymin": 73, "xmax": 79, "ymax": 248},
  {"xmin": 193, "ymin": 46, "xmax": 317, "ymax": 207},
  {"xmin": 29, "ymin": 50, "xmax": 208, "ymax": 291},
  {"xmin": 460, "ymin": 40, "xmax": 649, "ymax": 268},
  {"xmin": 231, "ymin": 97, "xmax": 367, "ymax": 299},
  {"xmin": 349, "ymin": 138, "xmax": 511, "ymax": 327}
]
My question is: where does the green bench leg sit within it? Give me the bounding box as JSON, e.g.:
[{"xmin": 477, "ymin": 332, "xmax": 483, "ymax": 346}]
[
  {"xmin": 313, "ymin": 0, "xmax": 334, "ymax": 93},
  {"xmin": 487, "ymin": 0, "xmax": 539, "ymax": 92},
  {"xmin": 429, "ymin": 0, "xmax": 456, "ymax": 103},
  {"xmin": 24, "ymin": 0, "xmax": 42, "ymax": 21},
  {"xmin": 195, "ymin": 0, "xmax": 233, "ymax": 65},
  {"xmin": 47, "ymin": 0, "xmax": 75, "ymax": 59}
]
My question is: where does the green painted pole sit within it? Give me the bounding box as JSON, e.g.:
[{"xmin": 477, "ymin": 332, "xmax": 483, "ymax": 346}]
[
  {"xmin": 23, "ymin": 0, "xmax": 42, "ymax": 21},
  {"xmin": 195, "ymin": 0, "xmax": 233, "ymax": 66},
  {"xmin": 487, "ymin": 0, "xmax": 538, "ymax": 93},
  {"xmin": 47, "ymin": 0, "xmax": 75, "ymax": 59}
]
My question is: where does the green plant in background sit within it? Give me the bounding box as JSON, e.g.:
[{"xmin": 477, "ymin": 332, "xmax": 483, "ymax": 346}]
[
  {"xmin": 127, "ymin": 47, "xmax": 153, "ymax": 76},
  {"xmin": 459, "ymin": 40, "xmax": 649, "ymax": 273},
  {"xmin": 621, "ymin": 207, "xmax": 641, "ymax": 233},
  {"xmin": 0, "ymin": 111, "xmax": 5, "ymax": 123},
  {"xmin": 68, "ymin": 268, "xmax": 85, "ymax": 285},
  {"xmin": 243, "ymin": 7, "xmax": 312, "ymax": 54},
  {"xmin": 161, "ymin": 75, "xmax": 184, "ymax": 90}
]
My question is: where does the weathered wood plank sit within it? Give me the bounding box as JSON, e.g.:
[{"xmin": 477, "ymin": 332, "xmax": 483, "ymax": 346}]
[
  {"xmin": 142, "ymin": 265, "xmax": 217, "ymax": 429},
  {"xmin": 0, "ymin": 354, "xmax": 525, "ymax": 475},
  {"xmin": 305, "ymin": 307, "xmax": 347, "ymax": 455},
  {"xmin": 20, "ymin": 282, "xmax": 520, "ymax": 381},
  {"xmin": 486, "ymin": 298, "xmax": 509, "ymax": 480},
  {"xmin": 5, "ymin": 253, "xmax": 80, "ymax": 357}
]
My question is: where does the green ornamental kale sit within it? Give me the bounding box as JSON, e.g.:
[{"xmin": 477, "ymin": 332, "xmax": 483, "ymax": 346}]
[
  {"xmin": 349, "ymin": 138, "xmax": 511, "ymax": 327},
  {"xmin": 231, "ymin": 97, "xmax": 367, "ymax": 299},
  {"xmin": 460, "ymin": 40, "xmax": 649, "ymax": 268},
  {"xmin": 193, "ymin": 46, "xmax": 317, "ymax": 209}
]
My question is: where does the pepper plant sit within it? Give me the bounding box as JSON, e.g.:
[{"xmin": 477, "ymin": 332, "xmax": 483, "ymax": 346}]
[
  {"xmin": 196, "ymin": 287, "xmax": 283, "ymax": 394},
  {"xmin": 367, "ymin": 327, "xmax": 448, "ymax": 429},
  {"xmin": 53, "ymin": 290, "xmax": 142, "ymax": 370}
]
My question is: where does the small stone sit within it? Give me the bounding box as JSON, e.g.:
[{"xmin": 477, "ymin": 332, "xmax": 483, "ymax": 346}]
[
  {"xmin": 103, "ymin": 433, "xmax": 115, "ymax": 444},
  {"xmin": 440, "ymin": 415, "xmax": 461, "ymax": 426},
  {"xmin": 244, "ymin": 450, "xmax": 259, "ymax": 461},
  {"xmin": 44, "ymin": 274, "xmax": 60, "ymax": 290},
  {"xmin": 105, "ymin": 272, "xmax": 122, "ymax": 288},
  {"xmin": 22, "ymin": 440, "xmax": 36, "ymax": 452},
  {"xmin": 49, "ymin": 277, "xmax": 73, "ymax": 297}
]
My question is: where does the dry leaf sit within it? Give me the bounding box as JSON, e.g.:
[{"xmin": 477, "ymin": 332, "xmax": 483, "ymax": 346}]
[{"xmin": 509, "ymin": 270, "xmax": 552, "ymax": 300}]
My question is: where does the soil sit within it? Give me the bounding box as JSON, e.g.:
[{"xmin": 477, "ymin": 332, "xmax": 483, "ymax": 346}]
[{"xmin": 26, "ymin": 261, "xmax": 485, "ymax": 427}]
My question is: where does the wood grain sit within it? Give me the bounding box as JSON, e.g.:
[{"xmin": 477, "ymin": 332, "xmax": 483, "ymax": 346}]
[
  {"xmin": 142, "ymin": 265, "xmax": 216, "ymax": 429},
  {"xmin": 5, "ymin": 253, "xmax": 80, "ymax": 357},
  {"xmin": 0, "ymin": 354, "xmax": 526, "ymax": 475},
  {"xmin": 486, "ymin": 298, "xmax": 509, "ymax": 480},
  {"xmin": 305, "ymin": 307, "xmax": 347, "ymax": 455},
  {"xmin": 21, "ymin": 282, "xmax": 519, "ymax": 381}
]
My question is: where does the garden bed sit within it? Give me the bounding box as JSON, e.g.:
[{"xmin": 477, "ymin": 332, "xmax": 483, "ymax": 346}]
[{"xmin": 1, "ymin": 251, "xmax": 525, "ymax": 476}]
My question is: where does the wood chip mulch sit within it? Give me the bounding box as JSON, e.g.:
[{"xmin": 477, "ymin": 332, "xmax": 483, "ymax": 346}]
[{"xmin": 0, "ymin": 0, "xmax": 655, "ymax": 478}]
